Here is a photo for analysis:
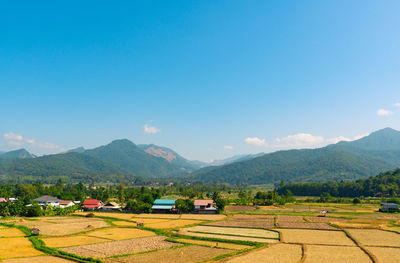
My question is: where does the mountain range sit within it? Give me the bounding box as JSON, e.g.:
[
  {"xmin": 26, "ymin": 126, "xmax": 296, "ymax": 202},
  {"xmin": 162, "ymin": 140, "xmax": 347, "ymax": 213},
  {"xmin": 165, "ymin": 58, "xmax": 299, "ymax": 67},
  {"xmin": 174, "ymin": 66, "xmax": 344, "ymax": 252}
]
[
  {"xmin": 185, "ymin": 128, "xmax": 400, "ymax": 185},
  {"xmin": 0, "ymin": 127, "xmax": 400, "ymax": 185}
]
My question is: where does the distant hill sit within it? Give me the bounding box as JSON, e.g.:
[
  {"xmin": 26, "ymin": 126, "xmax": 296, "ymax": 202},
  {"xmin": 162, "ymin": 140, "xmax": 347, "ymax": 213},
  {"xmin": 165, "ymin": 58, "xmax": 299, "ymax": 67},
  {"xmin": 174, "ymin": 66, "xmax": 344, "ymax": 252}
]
[
  {"xmin": 0, "ymin": 149, "xmax": 36, "ymax": 159},
  {"xmin": 66, "ymin": 147, "xmax": 85, "ymax": 153},
  {"xmin": 0, "ymin": 139, "xmax": 201, "ymax": 183},
  {"xmin": 138, "ymin": 144, "xmax": 206, "ymax": 171},
  {"xmin": 184, "ymin": 128, "xmax": 400, "ymax": 185},
  {"xmin": 209, "ymin": 153, "xmax": 264, "ymax": 166}
]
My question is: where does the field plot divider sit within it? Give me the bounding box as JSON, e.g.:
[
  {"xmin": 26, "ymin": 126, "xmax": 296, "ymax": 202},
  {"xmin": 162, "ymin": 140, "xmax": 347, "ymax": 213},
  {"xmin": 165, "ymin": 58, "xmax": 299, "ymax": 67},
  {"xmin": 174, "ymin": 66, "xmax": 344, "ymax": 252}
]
[
  {"xmin": 342, "ymin": 229, "xmax": 378, "ymax": 263},
  {"xmin": 299, "ymin": 244, "xmax": 307, "ymax": 263}
]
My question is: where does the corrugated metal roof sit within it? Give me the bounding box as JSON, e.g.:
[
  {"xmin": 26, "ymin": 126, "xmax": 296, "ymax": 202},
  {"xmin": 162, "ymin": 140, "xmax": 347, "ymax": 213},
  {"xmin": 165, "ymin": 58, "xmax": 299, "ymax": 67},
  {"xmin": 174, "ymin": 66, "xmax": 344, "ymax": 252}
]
[
  {"xmin": 153, "ymin": 199, "xmax": 176, "ymax": 205},
  {"xmin": 194, "ymin": 200, "xmax": 213, "ymax": 206},
  {"xmin": 152, "ymin": 205, "xmax": 173, "ymax": 209}
]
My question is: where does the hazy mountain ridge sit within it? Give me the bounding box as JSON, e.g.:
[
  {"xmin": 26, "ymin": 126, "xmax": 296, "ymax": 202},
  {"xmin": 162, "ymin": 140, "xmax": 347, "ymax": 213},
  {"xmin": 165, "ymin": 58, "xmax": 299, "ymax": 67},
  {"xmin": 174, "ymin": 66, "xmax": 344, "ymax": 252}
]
[{"xmin": 184, "ymin": 128, "xmax": 400, "ymax": 185}]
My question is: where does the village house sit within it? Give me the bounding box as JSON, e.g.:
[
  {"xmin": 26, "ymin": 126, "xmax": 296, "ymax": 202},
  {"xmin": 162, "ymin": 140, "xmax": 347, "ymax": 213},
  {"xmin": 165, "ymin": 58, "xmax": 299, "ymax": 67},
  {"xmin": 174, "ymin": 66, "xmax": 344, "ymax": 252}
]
[
  {"xmin": 380, "ymin": 203, "xmax": 399, "ymax": 212},
  {"xmin": 101, "ymin": 201, "xmax": 121, "ymax": 211},
  {"xmin": 59, "ymin": 200, "xmax": 75, "ymax": 208},
  {"xmin": 194, "ymin": 199, "xmax": 217, "ymax": 214},
  {"xmin": 83, "ymin": 199, "xmax": 103, "ymax": 211},
  {"xmin": 0, "ymin": 198, "xmax": 7, "ymax": 203},
  {"xmin": 33, "ymin": 195, "xmax": 62, "ymax": 208},
  {"xmin": 151, "ymin": 199, "xmax": 177, "ymax": 213}
]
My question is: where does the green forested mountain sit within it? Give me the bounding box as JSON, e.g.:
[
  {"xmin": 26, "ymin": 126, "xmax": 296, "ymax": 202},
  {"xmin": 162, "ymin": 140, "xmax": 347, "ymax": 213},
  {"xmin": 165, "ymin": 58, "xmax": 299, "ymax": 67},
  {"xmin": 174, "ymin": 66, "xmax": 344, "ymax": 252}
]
[
  {"xmin": 185, "ymin": 128, "xmax": 400, "ymax": 185},
  {"xmin": 0, "ymin": 149, "xmax": 36, "ymax": 159},
  {"xmin": 0, "ymin": 140, "xmax": 195, "ymax": 183},
  {"xmin": 277, "ymin": 168, "xmax": 400, "ymax": 197}
]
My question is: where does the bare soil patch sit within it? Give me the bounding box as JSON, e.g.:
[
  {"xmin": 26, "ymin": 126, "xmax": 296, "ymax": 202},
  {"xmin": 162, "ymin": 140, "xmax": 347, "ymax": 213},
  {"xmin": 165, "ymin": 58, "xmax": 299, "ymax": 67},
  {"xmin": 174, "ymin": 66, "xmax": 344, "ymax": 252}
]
[
  {"xmin": 305, "ymin": 245, "xmax": 371, "ymax": 263},
  {"xmin": 61, "ymin": 236, "xmax": 176, "ymax": 258},
  {"xmin": 232, "ymin": 214, "xmax": 274, "ymax": 221},
  {"xmin": 278, "ymin": 229, "xmax": 354, "ymax": 246},
  {"xmin": 226, "ymin": 243, "xmax": 302, "ymax": 263},
  {"xmin": 104, "ymin": 245, "xmax": 233, "ymax": 263}
]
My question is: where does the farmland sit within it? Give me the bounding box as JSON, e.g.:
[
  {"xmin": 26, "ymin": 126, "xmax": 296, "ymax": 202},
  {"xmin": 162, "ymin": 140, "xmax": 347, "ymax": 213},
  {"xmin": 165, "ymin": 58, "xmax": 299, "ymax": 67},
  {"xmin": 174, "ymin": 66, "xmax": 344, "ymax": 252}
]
[{"xmin": 1, "ymin": 202, "xmax": 399, "ymax": 262}]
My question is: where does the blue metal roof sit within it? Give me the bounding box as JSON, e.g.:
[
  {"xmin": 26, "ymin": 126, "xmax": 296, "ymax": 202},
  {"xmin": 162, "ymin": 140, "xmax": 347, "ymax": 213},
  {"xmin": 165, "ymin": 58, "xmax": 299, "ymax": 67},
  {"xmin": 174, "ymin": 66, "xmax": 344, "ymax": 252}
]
[
  {"xmin": 152, "ymin": 205, "xmax": 173, "ymax": 209},
  {"xmin": 153, "ymin": 199, "xmax": 176, "ymax": 205}
]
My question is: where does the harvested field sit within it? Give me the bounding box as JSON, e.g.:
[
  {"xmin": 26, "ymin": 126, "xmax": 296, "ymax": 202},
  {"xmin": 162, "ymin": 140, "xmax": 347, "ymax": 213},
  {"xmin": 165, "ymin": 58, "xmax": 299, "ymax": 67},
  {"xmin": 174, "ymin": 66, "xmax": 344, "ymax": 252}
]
[
  {"xmin": 333, "ymin": 222, "xmax": 382, "ymax": 229},
  {"xmin": 134, "ymin": 214, "xmax": 180, "ymax": 219},
  {"xmin": 225, "ymin": 206, "xmax": 256, "ymax": 212},
  {"xmin": 185, "ymin": 225, "xmax": 279, "ymax": 239},
  {"xmin": 207, "ymin": 220, "xmax": 274, "ymax": 228},
  {"xmin": 305, "ymin": 216, "xmax": 347, "ymax": 223},
  {"xmin": 278, "ymin": 222, "xmax": 336, "ymax": 230},
  {"xmin": 74, "ymin": 212, "xmax": 135, "ymax": 220},
  {"xmin": 173, "ymin": 238, "xmax": 252, "ymax": 250},
  {"xmin": 180, "ymin": 214, "xmax": 226, "ymax": 220},
  {"xmin": 111, "ymin": 221, "xmax": 138, "ymax": 227},
  {"xmin": 87, "ymin": 227, "xmax": 155, "ymax": 240},
  {"xmin": 0, "ymin": 237, "xmax": 43, "ymax": 259},
  {"xmin": 305, "ymin": 245, "xmax": 371, "ymax": 263},
  {"xmin": 146, "ymin": 219, "xmax": 202, "ymax": 229},
  {"xmin": 232, "ymin": 214, "xmax": 274, "ymax": 221},
  {"xmin": 41, "ymin": 235, "xmax": 109, "ymax": 247},
  {"xmin": 3, "ymin": 256, "xmax": 74, "ymax": 263},
  {"xmin": 178, "ymin": 229, "xmax": 278, "ymax": 243},
  {"xmin": 346, "ymin": 229, "xmax": 400, "ymax": 247},
  {"xmin": 277, "ymin": 215, "xmax": 305, "ymax": 222},
  {"xmin": 133, "ymin": 218, "xmax": 170, "ymax": 224},
  {"xmin": 16, "ymin": 218, "xmax": 110, "ymax": 236},
  {"xmin": 226, "ymin": 243, "xmax": 302, "ymax": 263},
  {"xmin": 278, "ymin": 229, "xmax": 354, "ymax": 246},
  {"xmin": 367, "ymin": 246, "xmax": 400, "ymax": 263},
  {"xmin": 61, "ymin": 236, "xmax": 176, "ymax": 258},
  {"xmin": 0, "ymin": 228, "xmax": 25, "ymax": 237},
  {"xmin": 104, "ymin": 245, "xmax": 233, "ymax": 263}
]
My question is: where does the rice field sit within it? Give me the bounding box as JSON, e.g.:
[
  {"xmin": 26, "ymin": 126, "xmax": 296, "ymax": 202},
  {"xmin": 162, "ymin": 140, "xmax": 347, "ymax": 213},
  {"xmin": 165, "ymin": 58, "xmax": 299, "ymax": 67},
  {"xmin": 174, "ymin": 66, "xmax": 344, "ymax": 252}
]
[
  {"xmin": 305, "ymin": 216, "xmax": 347, "ymax": 223},
  {"xmin": 103, "ymin": 245, "xmax": 234, "ymax": 263},
  {"xmin": 277, "ymin": 222, "xmax": 336, "ymax": 230},
  {"xmin": 111, "ymin": 221, "xmax": 138, "ymax": 226},
  {"xmin": 185, "ymin": 225, "xmax": 279, "ymax": 239},
  {"xmin": 145, "ymin": 219, "xmax": 202, "ymax": 229},
  {"xmin": 180, "ymin": 214, "xmax": 226, "ymax": 220},
  {"xmin": 226, "ymin": 243, "xmax": 302, "ymax": 263},
  {"xmin": 178, "ymin": 229, "xmax": 279, "ymax": 243},
  {"xmin": 207, "ymin": 220, "xmax": 274, "ymax": 228},
  {"xmin": 87, "ymin": 227, "xmax": 155, "ymax": 240},
  {"xmin": 41, "ymin": 235, "xmax": 109, "ymax": 248},
  {"xmin": 0, "ymin": 237, "xmax": 43, "ymax": 259},
  {"xmin": 61, "ymin": 236, "xmax": 176, "ymax": 258},
  {"xmin": 366, "ymin": 246, "xmax": 400, "ymax": 263},
  {"xmin": 0, "ymin": 227, "xmax": 25, "ymax": 237},
  {"xmin": 172, "ymin": 238, "xmax": 252, "ymax": 250},
  {"xmin": 278, "ymin": 229, "xmax": 354, "ymax": 246},
  {"xmin": 2, "ymin": 256, "xmax": 74, "ymax": 263},
  {"xmin": 346, "ymin": 229, "xmax": 400, "ymax": 247},
  {"xmin": 277, "ymin": 215, "xmax": 305, "ymax": 222},
  {"xmin": 231, "ymin": 214, "xmax": 275, "ymax": 221},
  {"xmin": 133, "ymin": 218, "xmax": 170, "ymax": 224},
  {"xmin": 16, "ymin": 218, "xmax": 110, "ymax": 236},
  {"xmin": 305, "ymin": 245, "xmax": 371, "ymax": 263},
  {"xmin": 74, "ymin": 212, "xmax": 135, "ymax": 220},
  {"xmin": 134, "ymin": 213, "xmax": 181, "ymax": 219}
]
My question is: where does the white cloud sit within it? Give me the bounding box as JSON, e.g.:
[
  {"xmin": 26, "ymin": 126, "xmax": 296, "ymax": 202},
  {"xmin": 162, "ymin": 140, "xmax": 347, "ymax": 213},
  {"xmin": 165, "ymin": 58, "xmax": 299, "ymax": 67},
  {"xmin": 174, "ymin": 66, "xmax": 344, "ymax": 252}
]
[
  {"xmin": 275, "ymin": 133, "xmax": 324, "ymax": 148},
  {"xmin": 395, "ymin": 102, "xmax": 400, "ymax": 107},
  {"xmin": 3, "ymin": 132, "xmax": 61, "ymax": 150},
  {"xmin": 377, "ymin": 109, "xmax": 393, "ymax": 116},
  {"xmin": 245, "ymin": 137, "xmax": 267, "ymax": 147},
  {"xmin": 224, "ymin": 145, "xmax": 233, "ymax": 150},
  {"xmin": 143, "ymin": 124, "xmax": 160, "ymax": 134}
]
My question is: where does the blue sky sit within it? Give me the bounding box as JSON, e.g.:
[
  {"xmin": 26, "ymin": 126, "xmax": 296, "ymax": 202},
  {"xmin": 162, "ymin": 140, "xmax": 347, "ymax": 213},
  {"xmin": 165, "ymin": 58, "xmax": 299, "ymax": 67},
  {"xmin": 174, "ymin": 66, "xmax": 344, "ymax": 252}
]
[{"xmin": 1, "ymin": 1, "xmax": 400, "ymax": 162}]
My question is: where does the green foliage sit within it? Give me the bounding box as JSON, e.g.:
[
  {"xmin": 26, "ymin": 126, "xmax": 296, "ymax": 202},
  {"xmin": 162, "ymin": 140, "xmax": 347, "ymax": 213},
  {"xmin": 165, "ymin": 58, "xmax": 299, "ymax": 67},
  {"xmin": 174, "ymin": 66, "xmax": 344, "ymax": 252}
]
[
  {"xmin": 278, "ymin": 168, "xmax": 400, "ymax": 198},
  {"xmin": 175, "ymin": 199, "xmax": 194, "ymax": 212},
  {"xmin": 25, "ymin": 203, "xmax": 43, "ymax": 217},
  {"xmin": 352, "ymin": 197, "xmax": 361, "ymax": 204}
]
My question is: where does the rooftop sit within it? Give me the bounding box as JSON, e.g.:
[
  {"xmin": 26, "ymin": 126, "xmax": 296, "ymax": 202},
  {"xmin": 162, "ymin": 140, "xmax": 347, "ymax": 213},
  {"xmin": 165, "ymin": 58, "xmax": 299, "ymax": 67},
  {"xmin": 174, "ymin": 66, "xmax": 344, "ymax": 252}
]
[
  {"xmin": 153, "ymin": 199, "xmax": 176, "ymax": 205},
  {"xmin": 33, "ymin": 195, "xmax": 62, "ymax": 203}
]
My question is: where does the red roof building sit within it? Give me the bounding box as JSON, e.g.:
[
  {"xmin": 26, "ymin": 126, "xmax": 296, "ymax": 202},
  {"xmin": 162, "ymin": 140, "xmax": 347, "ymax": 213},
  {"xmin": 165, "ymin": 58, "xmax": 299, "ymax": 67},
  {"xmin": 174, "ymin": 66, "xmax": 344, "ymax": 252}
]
[
  {"xmin": 83, "ymin": 199, "xmax": 103, "ymax": 210},
  {"xmin": 194, "ymin": 200, "xmax": 217, "ymax": 214}
]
